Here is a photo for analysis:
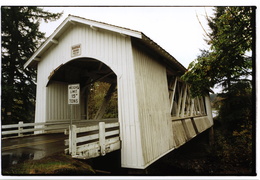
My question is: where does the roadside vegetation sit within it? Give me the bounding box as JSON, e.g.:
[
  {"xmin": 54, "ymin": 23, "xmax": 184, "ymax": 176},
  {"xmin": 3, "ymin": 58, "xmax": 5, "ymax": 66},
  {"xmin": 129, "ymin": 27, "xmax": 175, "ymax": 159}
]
[
  {"xmin": 181, "ymin": 6, "xmax": 255, "ymax": 175},
  {"xmin": 2, "ymin": 152, "xmax": 95, "ymax": 175},
  {"xmin": 1, "ymin": 6, "xmax": 255, "ymax": 176}
]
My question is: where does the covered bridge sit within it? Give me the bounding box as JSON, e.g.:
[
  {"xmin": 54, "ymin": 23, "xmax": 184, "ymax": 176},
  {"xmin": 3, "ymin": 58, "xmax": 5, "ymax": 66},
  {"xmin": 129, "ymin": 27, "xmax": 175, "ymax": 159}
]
[{"xmin": 24, "ymin": 15, "xmax": 213, "ymax": 169}]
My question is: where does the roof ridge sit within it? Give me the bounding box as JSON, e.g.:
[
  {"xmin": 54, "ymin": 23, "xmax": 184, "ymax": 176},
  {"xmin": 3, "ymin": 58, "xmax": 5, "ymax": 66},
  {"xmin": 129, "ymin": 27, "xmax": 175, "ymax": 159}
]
[
  {"xmin": 68, "ymin": 14, "xmax": 141, "ymax": 34},
  {"xmin": 25, "ymin": 14, "xmax": 187, "ymax": 72}
]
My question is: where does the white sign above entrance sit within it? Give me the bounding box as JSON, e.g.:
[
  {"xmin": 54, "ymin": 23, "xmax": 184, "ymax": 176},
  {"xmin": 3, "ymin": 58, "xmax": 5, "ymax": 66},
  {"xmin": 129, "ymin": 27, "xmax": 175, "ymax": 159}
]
[
  {"xmin": 68, "ymin": 84, "xmax": 80, "ymax": 104},
  {"xmin": 71, "ymin": 44, "xmax": 81, "ymax": 57}
]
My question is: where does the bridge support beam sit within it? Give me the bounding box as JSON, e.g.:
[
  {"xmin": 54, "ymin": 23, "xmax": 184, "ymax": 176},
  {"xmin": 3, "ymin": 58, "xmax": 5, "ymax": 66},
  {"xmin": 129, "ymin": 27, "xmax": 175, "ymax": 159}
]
[{"xmin": 208, "ymin": 126, "xmax": 214, "ymax": 146}]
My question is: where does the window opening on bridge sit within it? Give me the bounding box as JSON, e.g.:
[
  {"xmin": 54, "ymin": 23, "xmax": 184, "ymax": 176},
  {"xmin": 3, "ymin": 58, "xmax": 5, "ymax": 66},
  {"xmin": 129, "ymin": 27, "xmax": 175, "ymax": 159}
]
[{"xmin": 168, "ymin": 76, "xmax": 207, "ymax": 118}]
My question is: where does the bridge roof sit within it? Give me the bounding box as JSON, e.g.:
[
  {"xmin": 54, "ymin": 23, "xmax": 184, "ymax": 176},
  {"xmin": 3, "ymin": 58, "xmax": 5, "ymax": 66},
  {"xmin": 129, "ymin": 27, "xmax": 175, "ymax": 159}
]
[{"xmin": 24, "ymin": 15, "xmax": 187, "ymax": 73}]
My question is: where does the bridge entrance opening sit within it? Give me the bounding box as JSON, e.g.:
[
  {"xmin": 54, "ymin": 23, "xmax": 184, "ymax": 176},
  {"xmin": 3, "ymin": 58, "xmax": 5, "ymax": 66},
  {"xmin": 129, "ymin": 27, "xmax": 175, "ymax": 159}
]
[
  {"xmin": 47, "ymin": 58, "xmax": 118, "ymax": 122},
  {"xmin": 47, "ymin": 58, "xmax": 120, "ymax": 160}
]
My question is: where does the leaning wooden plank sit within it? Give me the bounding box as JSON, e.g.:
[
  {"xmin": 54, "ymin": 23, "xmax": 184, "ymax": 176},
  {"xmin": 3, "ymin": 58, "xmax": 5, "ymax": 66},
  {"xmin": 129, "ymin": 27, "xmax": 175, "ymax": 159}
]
[
  {"xmin": 169, "ymin": 77, "xmax": 178, "ymax": 112},
  {"xmin": 194, "ymin": 97, "xmax": 200, "ymax": 115},
  {"xmin": 190, "ymin": 99, "xmax": 195, "ymax": 116},
  {"xmin": 196, "ymin": 97, "xmax": 202, "ymax": 115},
  {"xmin": 176, "ymin": 87, "xmax": 183, "ymax": 117},
  {"xmin": 180, "ymin": 85, "xmax": 188, "ymax": 117},
  {"xmin": 185, "ymin": 88, "xmax": 191, "ymax": 116},
  {"xmin": 200, "ymin": 97, "xmax": 206, "ymax": 115}
]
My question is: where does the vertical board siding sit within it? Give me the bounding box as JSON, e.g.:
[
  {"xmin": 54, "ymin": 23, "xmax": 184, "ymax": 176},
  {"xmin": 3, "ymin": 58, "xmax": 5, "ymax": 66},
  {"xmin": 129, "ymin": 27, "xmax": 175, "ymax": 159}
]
[
  {"xmin": 34, "ymin": 22, "xmax": 213, "ymax": 169},
  {"xmin": 172, "ymin": 121, "xmax": 188, "ymax": 147},
  {"xmin": 183, "ymin": 119, "xmax": 197, "ymax": 138},
  {"xmin": 35, "ymin": 24, "xmax": 144, "ymax": 168},
  {"xmin": 46, "ymin": 81, "xmax": 81, "ymax": 121},
  {"xmin": 194, "ymin": 117, "xmax": 211, "ymax": 133},
  {"xmin": 132, "ymin": 45, "xmax": 173, "ymax": 167},
  {"xmin": 205, "ymin": 95, "xmax": 214, "ymax": 125}
]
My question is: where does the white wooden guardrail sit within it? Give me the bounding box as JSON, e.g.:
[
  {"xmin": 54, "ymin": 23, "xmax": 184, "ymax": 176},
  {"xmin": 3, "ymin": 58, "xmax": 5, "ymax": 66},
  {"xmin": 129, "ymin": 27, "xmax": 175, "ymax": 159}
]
[
  {"xmin": 1, "ymin": 120, "xmax": 94, "ymax": 138},
  {"xmin": 64, "ymin": 122, "xmax": 120, "ymax": 160}
]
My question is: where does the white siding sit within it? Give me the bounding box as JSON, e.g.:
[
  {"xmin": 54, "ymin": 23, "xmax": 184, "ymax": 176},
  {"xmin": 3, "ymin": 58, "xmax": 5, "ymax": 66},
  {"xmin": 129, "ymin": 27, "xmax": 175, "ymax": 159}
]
[
  {"xmin": 34, "ymin": 22, "xmax": 213, "ymax": 169},
  {"xmin": 46, "ymin": 81, "xmax": 81, "ymax": 121},
  {"xmin": 35, "ymin": 24, "xmax": 144, "ymax": 168},
  {"xmin": 132, "ymin": 45, "xmax": 174, "ymax": 168}
]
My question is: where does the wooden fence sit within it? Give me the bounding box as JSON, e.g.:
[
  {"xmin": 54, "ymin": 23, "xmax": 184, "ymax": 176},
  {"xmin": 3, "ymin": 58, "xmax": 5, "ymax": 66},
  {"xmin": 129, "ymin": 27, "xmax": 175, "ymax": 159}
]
[
  {"xmin": 1, "ymin": 119, "xmax": 118, "ymax": 139},
  {"xmin": 64, "ymin": 122, "xmax": 120, "ymax": 159}
]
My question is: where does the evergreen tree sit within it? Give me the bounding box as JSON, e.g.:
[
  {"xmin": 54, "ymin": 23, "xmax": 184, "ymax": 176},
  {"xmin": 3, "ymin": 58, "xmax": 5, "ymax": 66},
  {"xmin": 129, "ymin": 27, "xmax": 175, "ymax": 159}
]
[
  {"xmin": 1, "ymin": 7, "xmax": 62, "ymax": 124},
  {"xmin": 181, "ymin": 7, "xmax": 255, "ymax": 171},
  {"xmin": 182, "ymin": 6, "xmax": 254, "ymax": 97}
]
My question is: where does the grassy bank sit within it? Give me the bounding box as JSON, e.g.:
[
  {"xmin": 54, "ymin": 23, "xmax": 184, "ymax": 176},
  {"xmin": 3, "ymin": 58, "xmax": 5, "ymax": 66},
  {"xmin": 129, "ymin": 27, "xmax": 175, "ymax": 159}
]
[{"xmin": 2, "ymin": 152, "xmax": 95, "ymax": 175}]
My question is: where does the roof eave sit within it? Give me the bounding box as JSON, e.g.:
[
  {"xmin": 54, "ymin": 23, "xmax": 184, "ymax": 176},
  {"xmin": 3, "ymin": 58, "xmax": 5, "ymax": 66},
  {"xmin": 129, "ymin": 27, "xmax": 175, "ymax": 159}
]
[
  {"xmin": 69, "ymin": 15, "xmax": 142, "ymax": 39},
  {"xmin": 140, "ymin": 33, "xmax": 187, "ymax": 73},
  {"xmin": 24, "ymin": 15, "xmax": 185, "ymax": 73},
  {"xmin": 24, "ymin": 15, "xmax": 143, "ymax": 69},
  {"xmin": 24, "ymin": 16, "xmax": 73, "ymax": 69}
]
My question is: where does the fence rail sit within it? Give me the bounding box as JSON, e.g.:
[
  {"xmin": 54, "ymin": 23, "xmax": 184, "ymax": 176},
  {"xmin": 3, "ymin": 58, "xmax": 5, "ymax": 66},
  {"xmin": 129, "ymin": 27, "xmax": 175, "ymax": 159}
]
[
  {"xmin": 64, "ymin": 121, "xmax": 120, "ymax": 159},
  {"xmin": 1, "ymin": 119, "xmax": 118, "ymax": 139}
]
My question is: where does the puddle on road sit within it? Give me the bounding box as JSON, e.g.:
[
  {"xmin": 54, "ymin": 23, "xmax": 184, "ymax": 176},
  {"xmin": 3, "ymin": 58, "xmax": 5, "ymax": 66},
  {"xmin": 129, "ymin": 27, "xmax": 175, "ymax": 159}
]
[{"xmin": 2, "ymin": 151, "xmax": 46, "ymax": 169}]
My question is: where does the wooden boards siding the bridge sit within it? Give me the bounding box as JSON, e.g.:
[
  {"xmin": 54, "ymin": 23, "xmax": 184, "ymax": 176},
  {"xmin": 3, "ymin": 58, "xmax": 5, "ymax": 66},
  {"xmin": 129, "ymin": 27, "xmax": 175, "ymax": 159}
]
[
  {"xmin": 34, "ymin": 22, "xmax": 144, "ymax": 168},
  {"xmin": 26, "ymin": 15, "xmax": 214, "ymax": 170},
  {"xmin": 131, "ymin": 43, "xmax": 213, "ymax": 168},
  {"xmin": 46, "ymin": 81, "xmax": 81, "ymax": 121},
  {"xmin": 132, "ymin": 44, "xmax": 174, "ymax": 168}
]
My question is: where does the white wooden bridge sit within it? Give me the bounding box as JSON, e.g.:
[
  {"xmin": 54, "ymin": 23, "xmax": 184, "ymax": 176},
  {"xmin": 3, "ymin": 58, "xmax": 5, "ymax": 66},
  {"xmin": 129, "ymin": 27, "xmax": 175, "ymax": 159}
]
[{"xmin": 19, "ymin": 15, "xmax": 214, "ymax": 170}]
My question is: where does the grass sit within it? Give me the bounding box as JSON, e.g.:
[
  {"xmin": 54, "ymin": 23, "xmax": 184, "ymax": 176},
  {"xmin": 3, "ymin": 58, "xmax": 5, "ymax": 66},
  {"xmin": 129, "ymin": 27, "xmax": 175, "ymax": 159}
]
[{"xmin": 2, "ymin": 152, "xmax": 96, "ymax": 175}]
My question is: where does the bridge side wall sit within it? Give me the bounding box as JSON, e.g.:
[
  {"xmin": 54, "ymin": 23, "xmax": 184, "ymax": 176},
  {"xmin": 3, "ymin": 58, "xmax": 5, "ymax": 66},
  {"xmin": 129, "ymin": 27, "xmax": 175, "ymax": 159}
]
[
  {"xmin": 131, "ymin": 43, "xmax": 214, "ymax": 169},
  {"xmin": 35, "ymin": 24, "xmax": 145, "ymax": 167},
  {"xmin": 132, "ymin": 44, "xmax": 174, "ymax": 168}
]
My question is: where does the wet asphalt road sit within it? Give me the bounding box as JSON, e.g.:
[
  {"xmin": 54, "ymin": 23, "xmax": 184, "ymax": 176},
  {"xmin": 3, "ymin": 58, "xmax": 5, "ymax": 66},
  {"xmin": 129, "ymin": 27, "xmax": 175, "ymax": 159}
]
[{"xmin": 1, "ymin": 133, "xmax": 68, "ymax": 169}]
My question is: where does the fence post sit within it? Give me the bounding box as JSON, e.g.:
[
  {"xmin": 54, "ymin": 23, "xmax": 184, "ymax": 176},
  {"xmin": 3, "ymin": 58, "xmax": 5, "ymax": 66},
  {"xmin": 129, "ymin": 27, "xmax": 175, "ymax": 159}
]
[
  {"xmin": 99, "ymin": 122, "xmax": 106, "ymax": 156},
  {"xmin": 70, "ymin": 125, "xmax": 77, "ymax": 156},
  {"xmin": 18, "ymin": 121, "xmax": 23, "ymax": 137},
  {"xmin": 69, "ymin": 125, "xmax": 72, "ymax": 154}
]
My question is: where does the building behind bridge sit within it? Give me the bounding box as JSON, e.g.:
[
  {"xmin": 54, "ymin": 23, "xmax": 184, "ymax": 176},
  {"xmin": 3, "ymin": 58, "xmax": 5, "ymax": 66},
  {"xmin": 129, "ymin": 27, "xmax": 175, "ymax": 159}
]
[{"xmin": 24, "ymin": 15, "xmax": 213, "ymax": 170}]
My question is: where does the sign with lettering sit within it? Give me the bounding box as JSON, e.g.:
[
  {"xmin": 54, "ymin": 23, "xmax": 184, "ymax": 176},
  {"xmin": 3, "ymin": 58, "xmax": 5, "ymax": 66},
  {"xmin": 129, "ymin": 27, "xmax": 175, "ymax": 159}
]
[
  {"xmin": 71, "ymin": 44, "xmax": 81, "ymax": 57},
  {"xmin": 68, "ymin": 84, "xmax": 80, "ymax": 104}
]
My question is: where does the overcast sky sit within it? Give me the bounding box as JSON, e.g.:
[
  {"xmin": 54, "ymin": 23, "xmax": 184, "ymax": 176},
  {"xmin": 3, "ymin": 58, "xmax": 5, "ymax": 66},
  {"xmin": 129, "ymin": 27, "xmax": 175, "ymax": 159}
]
[{"xmin": 39, "ymin": 6, "xmax": 214, "ymax": 68}]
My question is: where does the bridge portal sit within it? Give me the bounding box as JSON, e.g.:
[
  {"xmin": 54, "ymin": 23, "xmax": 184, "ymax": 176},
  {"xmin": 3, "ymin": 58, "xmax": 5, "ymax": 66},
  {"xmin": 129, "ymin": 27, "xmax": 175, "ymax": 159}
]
[{"xmin": 24, "ymin": 15, "xmax": 213, "ymax": 169}]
